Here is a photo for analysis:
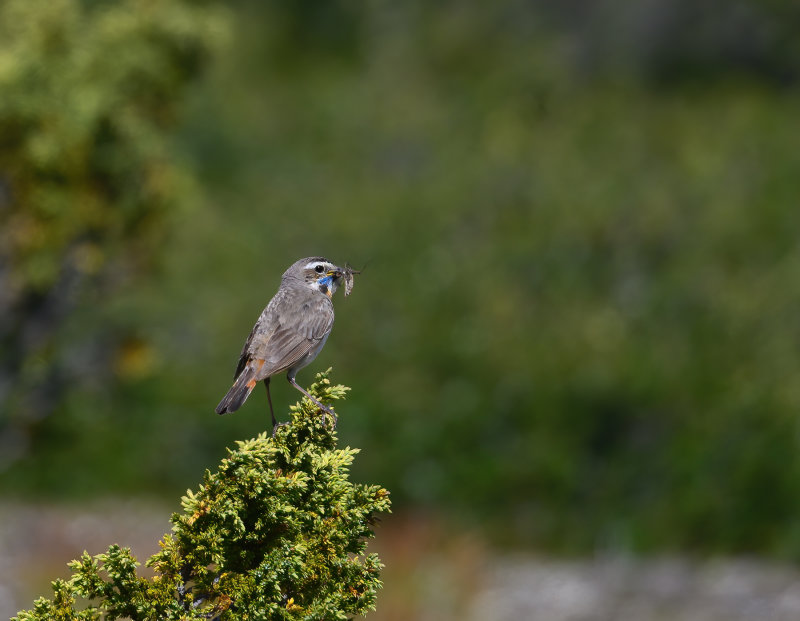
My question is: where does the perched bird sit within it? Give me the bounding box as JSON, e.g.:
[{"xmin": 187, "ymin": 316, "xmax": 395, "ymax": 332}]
[{"xmin": 215, "ymin": 256, "xmax": 348, "ymax": 430}]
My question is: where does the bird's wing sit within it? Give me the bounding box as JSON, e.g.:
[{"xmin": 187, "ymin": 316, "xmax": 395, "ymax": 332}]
[
  {"xmin": 246, "ymin": 294, "xmax": 334, "ymax": 379},
  {"xmin": 233, "ymin": 321, "xmax": 261, "ymax": 379},
  {"xmin": 232, "ymin": 287, "xmax": 288, "ymax": 379}
]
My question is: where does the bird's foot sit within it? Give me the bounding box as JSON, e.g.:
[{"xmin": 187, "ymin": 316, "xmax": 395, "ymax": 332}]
[{"xmin": 320, "ymin": 406, "xmax": 338, "ymax": 429}]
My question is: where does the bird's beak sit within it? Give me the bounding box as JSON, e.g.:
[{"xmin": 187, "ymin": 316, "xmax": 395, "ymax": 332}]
[{"xmin": 327, "ymin": 268, "xmax": 344, "ymax": 279}]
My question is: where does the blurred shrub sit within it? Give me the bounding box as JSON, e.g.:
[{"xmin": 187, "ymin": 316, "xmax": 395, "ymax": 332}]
[{"xmin": 0, "ymin": 0, "xmax": 227, "ymax": 462}]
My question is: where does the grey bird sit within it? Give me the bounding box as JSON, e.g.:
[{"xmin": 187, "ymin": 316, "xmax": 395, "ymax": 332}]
[{"xmin": 215, "ymin": 256, "xmax": 347, "ymax": 429}]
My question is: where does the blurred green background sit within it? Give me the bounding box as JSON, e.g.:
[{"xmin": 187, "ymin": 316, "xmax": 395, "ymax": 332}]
[{"xmin": 3, "ymin": 0, "xmax": 800, "ymax": 560}]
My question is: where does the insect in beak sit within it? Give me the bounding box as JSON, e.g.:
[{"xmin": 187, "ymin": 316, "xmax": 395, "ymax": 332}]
[{"xmin": 342, "ymin": 262, "xmax": 361, "ymax": 297}]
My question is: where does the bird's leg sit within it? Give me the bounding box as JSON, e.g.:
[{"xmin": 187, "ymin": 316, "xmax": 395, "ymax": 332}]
[
  {"xmin": 263, "ymin": 378, "xmax": 286, "ymax": 436},
  {"xmin": 287, "ymin": 376, "xmax": 337, "ymax": 428}
]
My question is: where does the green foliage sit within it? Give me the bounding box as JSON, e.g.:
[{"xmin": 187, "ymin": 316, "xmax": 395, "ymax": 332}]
[
  {"xmin": 13, "ymin": 372, "xmax": 391, "ymax": 621},
  {"xmin": 145, "ymin": 5, "xmax": 800, "ymax": 557},
  {"xmin": 5, "ymin": 1, "xmax": 800, "ymax": 561}
]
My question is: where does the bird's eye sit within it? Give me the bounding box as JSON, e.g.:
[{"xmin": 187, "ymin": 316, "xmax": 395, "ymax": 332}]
[{"xmin": 315, "ymin": 265, "xmax": 325, "ymax": 274}]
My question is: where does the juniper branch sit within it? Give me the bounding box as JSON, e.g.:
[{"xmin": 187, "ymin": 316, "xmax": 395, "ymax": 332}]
[{"xmin": 13, "ymin": 369, "xmax": 391, "ymax": 621}]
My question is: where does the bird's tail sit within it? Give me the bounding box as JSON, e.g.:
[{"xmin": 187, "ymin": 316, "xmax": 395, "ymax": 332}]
[{"xmin": 215, "ymin": 366, "xmax": 259, "ymax": 415}]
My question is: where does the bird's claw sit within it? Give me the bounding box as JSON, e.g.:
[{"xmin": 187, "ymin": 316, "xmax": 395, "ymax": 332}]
[{"xmin": 320, "ymin": 407, "xmax": 338, "ymax": 429}]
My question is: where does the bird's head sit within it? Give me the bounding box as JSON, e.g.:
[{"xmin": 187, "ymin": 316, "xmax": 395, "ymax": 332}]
[{"xmin": 287, "ymin": 256, "xmax": 345, "ymax": 298}]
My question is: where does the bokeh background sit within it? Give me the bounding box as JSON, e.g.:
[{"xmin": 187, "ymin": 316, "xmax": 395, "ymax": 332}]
[{"xmin": 3, "ymin": 0, "xmax": 800, "ymax": 618}]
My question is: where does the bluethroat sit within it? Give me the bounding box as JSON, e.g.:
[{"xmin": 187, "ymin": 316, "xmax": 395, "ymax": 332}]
[{"xmin": 215, "ymin": 257, "xmax": 351, "ymax": 430}]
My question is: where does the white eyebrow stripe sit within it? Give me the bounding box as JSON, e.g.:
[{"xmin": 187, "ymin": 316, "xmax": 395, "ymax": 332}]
[{"xmin": 304, "ymin": 261, "xmax": 325, "ymax": 270}]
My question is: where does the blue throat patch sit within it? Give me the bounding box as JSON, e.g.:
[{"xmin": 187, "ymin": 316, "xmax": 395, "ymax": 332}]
[{"xmin": 318, "ymin": 275, "xmax": 333, "ymax": 295}]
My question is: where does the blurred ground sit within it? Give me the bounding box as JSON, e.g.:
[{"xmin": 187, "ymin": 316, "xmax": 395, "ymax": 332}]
[{"xmin": 3, "ymin": 502, "xmax": 800, "ymax": 621}]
